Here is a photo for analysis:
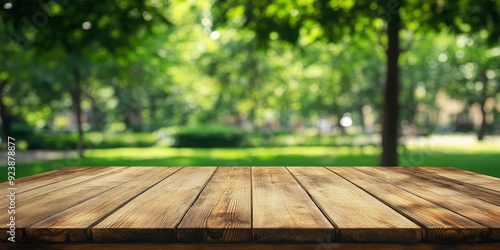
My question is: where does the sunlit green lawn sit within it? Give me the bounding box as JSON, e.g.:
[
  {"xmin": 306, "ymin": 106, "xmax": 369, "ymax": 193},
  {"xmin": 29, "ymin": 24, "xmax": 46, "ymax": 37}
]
[{"xmin": 1, "ymin": 144, "xmax": 499, "ymax": 182}]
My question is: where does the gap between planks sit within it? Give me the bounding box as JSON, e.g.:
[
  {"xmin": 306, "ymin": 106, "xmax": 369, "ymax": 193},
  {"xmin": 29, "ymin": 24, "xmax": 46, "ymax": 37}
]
[
  {"xmin": 91, "ymin": 167, "xmax": 218, "ymax": 242},
  {"xmin": 27, "ymin": 167, "xmax": 183, "ymax": 242},
  {"xmin": 354, "ymin": 167, "xmax": 500, "ymax": 241},
  {"xmin": 176, "ymin": 167, "xmax": 251, "ymax": 243},
  {"xmin": 287, "ymin": 166, "xmax": 421, "ymax": 243},
  {"xmin": 251, "ymin": 167, "xmax": 335, "ymax": 243},
  {"xmin": 327, "ymin": 167, "xmax": 489, "ymax": 242},
  {"xmin": 3, "ymin": 166, "xmax": 499, "ymax": 244}
]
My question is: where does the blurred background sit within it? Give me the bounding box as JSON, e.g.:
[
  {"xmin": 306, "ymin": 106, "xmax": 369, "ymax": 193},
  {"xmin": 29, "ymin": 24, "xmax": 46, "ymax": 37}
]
[{"xmin": 0, "ymin": 0, "xmax": 499, "ymax": 179}]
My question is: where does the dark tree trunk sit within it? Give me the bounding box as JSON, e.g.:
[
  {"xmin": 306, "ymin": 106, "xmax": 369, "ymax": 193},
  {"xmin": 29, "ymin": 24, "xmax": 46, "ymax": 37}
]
[
  {"xmin": 357, "ymin": 104, "xmax": 366, "ymax": 133},
  {"xmin": 0, "ymin": 80, "xmax": 11, "ymax": 137},
  {"xmin": 380, "ymin": 1, "xmax": 401, "ymax": 166},
  {"xmin": 477, "ymin": 73, "xmax": 490, "ymax": 141},
  {"xmin": 70, "ymin": 67, "xmax": 85, "ymax": 158},
  {"xmin": 477, "ymin": 98, "xmax": 487, "ymax": 141}
]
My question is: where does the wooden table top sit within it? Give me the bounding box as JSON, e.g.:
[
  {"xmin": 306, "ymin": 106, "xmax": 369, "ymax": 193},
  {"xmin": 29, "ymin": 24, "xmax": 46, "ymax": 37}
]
[{"xmin": 1, "ymin": 166, "xmax": 499, "ymax": 245}]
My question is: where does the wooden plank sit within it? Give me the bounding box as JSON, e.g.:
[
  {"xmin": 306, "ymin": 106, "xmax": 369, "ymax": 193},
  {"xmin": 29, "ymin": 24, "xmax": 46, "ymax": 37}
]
[
  {"xmin": 1, "ymin": 243, "xmax": 500, "ymax": 250},
  {"xmin": 2, "ymin": 167, "xmax": 121, "ymax": 201},
  {"xmin": 0, "ymin": 167, "xmax": 96, "ymax": 192},
  {"xmin": 177, "ymin": 167, "xmax": 252, "ymax": 243},
  {"xmin": 395, "ymin": 167, "xmax": 500, "ymax": 206},
  {"xmin": 417, "ymin": 167, "xmax": 500, "ymax": 193},
  {"xmin": 252, "ymin": 167, "xmax": 334, "ymax": 243},
  {"xmin": 1, "ymin": 166, "xmax": 86, "ymax": 185},
  {"xmin": 25, "ymin": 167, "xmax": 181, "ymax": 242},
  {"xmin": 288, "ymin": 167, "xmax": 421, "ymax": 243},
  {"xmin": 92, "ymin": 167, "xmax": 217, "ymax": 243},
  {"xmin": 329, "ymin": 167, "xmax": 489, "ymax": 242},
  {"xmin": 355, "ymin": 167, "xmax": 500, "ymax": 241},
  {"xmin": 0, "ymin": 167, "xmax": 151, "ymax": 242}
]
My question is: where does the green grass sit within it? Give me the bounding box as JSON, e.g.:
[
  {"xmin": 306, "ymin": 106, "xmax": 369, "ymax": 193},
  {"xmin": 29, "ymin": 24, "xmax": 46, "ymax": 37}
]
[{"xmin": 1, "ymin": 144, "xmax": 499, "ymax": 182}]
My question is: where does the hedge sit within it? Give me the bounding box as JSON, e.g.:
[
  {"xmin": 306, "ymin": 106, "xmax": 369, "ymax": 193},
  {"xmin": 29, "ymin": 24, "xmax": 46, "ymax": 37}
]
[{"xmin": 173, "ymin": 124, "xmax": 246, "ymax": 148}]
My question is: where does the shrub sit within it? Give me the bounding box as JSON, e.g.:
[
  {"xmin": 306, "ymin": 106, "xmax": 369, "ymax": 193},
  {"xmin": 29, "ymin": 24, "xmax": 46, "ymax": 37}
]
[
  {"xmin": 173, "ymin": 124, "xmax": 246, "ymax": 148},
  {"xmin": 24, "ymin": 132, "xmax": 157, "ymax": 150},
  {"xmin": 26, "ymin": 133, "xmax": 77, "ymax": 150}
]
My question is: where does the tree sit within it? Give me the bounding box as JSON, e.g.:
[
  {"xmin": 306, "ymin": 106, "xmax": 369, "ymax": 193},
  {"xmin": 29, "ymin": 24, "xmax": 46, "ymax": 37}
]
[
  {"xmin": 211, "ymin": 0, "xmax": 500, "ymax": 165},
  {"xmin": 443, "ymin": 33, "xmax": 500, "ymax": 140},
  {"xmin": 1, "ymin": 0, "xmax": 169, "ymax": 156},
  {"xmin": 1, "ymin": 19, "xmax": 63, "ymax": 139}
]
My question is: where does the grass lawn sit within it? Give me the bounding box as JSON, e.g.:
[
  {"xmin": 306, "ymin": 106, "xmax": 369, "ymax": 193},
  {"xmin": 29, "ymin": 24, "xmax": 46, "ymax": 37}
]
[{"xmin": 1, "ymin": 144, "xmax": 499, "ymax": 182}]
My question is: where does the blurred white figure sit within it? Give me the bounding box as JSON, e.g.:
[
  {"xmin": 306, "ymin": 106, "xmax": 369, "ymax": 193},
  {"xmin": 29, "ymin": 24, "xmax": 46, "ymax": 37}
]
[{"xmin": 317, "ymin": 118, "xmax": 331, "ymax": 135}]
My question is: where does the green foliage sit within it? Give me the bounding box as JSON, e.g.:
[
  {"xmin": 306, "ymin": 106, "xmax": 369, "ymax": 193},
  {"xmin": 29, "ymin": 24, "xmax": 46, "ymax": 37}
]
[
  {"xmin": 211, "ymin": 0, "xmax": 500, "ymax": 165},
  {"xmin": 1, "ymin": 1, "xmax": 499, "ymax": 163},
  {"xmin": 24, "ymin": 132, "xmax": 157, "ymax": 150},
  {"xmin": 1, "ymin": 0, "xmax": 169, "ymax": 53},
  {"xmin": 88, "ymin": 132, "xmax": 158, "ymax": 148},
  {"xmin": 9, "ymin": 121, "xmax": 35, "ymax": 137},
  {"xmin": 173, "ymin": 124, "xmax": 246, "ymax": 148}
]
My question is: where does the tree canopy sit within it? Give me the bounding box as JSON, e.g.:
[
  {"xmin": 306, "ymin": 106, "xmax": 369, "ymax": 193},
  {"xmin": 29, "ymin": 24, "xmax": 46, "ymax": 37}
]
[
  {"xmin": 211, "ymin": 0, "xmax": 500, "ymax": 165},
  {"xmin": 0, "ymin": 1, "xmax": 498, "ymax": 163}
]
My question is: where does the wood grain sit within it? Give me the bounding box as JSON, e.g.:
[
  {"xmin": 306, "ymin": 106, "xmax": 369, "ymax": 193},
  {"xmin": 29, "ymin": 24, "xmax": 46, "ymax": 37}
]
[
  {"xmin": 3, "ymin": 167, "xmax": 120, "ymax": 201},
  {"xmin": 252, "ymin": 167, "xmax": 334, "ymax": 243},
  {"xmin": 25, "ymin": 167, "xmax": 181, "ymax": 242},
  {"xmin": 1, "ymin": 167, "xmax": 85, "ymax": 185},
  {"xmin": 288, "ymin": 167, "xmax": 421, "ymax": 243},
  {"xmin": 394, "ymin": 167, "xmax": 500, "ymax": 206},
  {"xmin": 0, "ymin": 167, "xmax": 100, "ymax": 193},
  {"xmin": 329, "ymin": 167, "xmax": 489, "ymax": 242},
  {"xmin": 1, "ymin": 243, "xmax": 500, "ymax": 250},
  {"xmin": 177, "ymin": 167, "xmax": 252, "ymax": 243},
  {"xmin": 0, "ymin": 167, "xmax": 150, "ymax": 242},
  {"xmin": 355, "ymin": 167, "xmax": 500, "ymax": 241},
  {"xmin": 2, "ymin": 166, "xmax": 499, "ymax": 244},
  {"xmin": 92, "ymin": 167, "xmax": 217, "ymax": 242},
  {"xmin": 417, "ymin": 167, "xmax": 500, "ymax": 193}
]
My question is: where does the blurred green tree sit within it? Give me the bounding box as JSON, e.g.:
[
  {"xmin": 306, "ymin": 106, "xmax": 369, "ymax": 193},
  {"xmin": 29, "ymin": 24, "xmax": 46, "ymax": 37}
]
[
  {"xmin": 211, "ymin": 0, "xmax": 500, "ymax": 165},
  {"xmin": 444, "ymin": 34, "xmax": 500, "ymax": 140},
  {"xmin": 1, "ymin": 0, "xmax": 169, "ymax": 156}
]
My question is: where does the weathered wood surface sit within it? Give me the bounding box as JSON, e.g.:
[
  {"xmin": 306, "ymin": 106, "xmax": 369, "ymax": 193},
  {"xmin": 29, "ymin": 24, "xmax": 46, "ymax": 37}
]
[
  {"xmin": 252, "ymin": 167, "xmax": 334, "ymax": 242},
  {"xmin": 1, "ymin": 166, "xmax": 499, "ymax": 244},
  {"xmin": 329, "ymin": 167, "xmax": 489, "ymax": 242},
  {"xmin": 177, "ymin": 167, "xmax": 252, "ymax": 243},
  {"xmin": 0, "ymin": 167, "xmax": 149, "ymax": 241},
  {"xmin": 289, "ymin": 167, "xmax": 420, "ymax": 242},
  {"xmin": 355, "ymin": 167, "xmax": 500, "ymax": 241},
  {"xmin": 26, "ymin": 167, "xmax": 181, "ymax": 242},
  {"xmin": 417, "ymin": 167, "xmax": 500, "ymax": 193},
  {"xmin": 395, "ymin": 167, "xmax": 500, "ymax": 206},
  {"xmin": 1, "ymin": 243, "xmax": 500, "ymax": 250},
  {"xmin": 92, "ymin": 167, "xmax": 217, "ymax": 242},
  {"xmin": 0, "ymin": 167, "xmax": 112, "ymax": 194}
]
